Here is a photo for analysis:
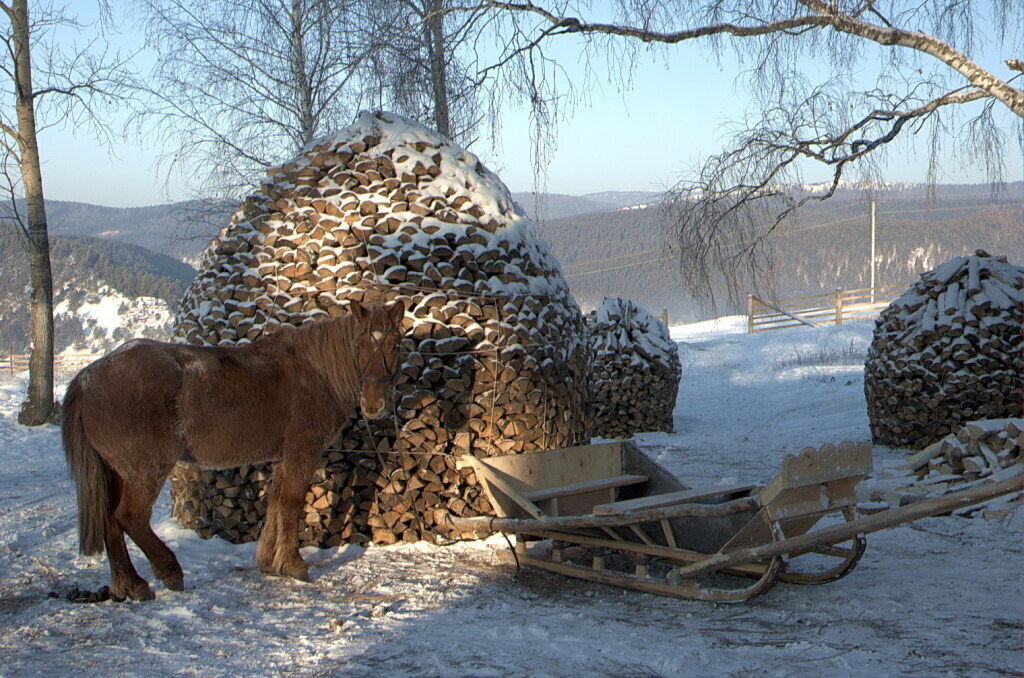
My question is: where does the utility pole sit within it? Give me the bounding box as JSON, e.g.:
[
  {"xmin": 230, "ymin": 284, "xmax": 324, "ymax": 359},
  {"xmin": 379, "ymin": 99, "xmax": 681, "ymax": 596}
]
[{"xmin": 870, "ymin": 199, "xmax": 876, "ymax": 305}]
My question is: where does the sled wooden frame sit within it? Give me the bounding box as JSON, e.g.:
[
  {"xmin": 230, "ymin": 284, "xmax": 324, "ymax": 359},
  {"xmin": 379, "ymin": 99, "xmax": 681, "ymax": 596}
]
[{"xmin": 446, "ymin": 441, "xmax": 1023, "ymax": 603}]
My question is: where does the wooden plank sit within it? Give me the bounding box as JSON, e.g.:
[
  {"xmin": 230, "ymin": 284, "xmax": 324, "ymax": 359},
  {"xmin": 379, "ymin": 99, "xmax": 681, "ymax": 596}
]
[
  {"xmin": 748, "ymin": 283, "xmax": 905, "ymax": 334},
  {"xmin": 762, "ymin": 290, "xmax": 837, "ymax": 306},
  {"xmin": 445, "ymin": 494, "xmax": 761, "ymax": 533},
  {"xmin": 620, "ymin": 440, "xmax": 690, "ymax": 494},
  {"xmin": 759, "ymin": 442, "xmax": 872, "ymax": 505},
  {"xmin": 464, "ymin": 457, "xmax": 546, "ymax": 520},
  {"xmin": 842, "ymin": 291, "xmax": 900, "ymax": 304},
  {"xmin": 523, "ymin": 474, "xmax": 648, "ymax": 502},
  {"xmin": 754, "ymin": 306, "xmax": 836, "ymax": 320},
  {"xmin": 592, "ymin": 483, "xmax": 755, "ymax": 515},
  {"xmin": 770, "ymin": 302, "xmax": 835, "ymax": 314},
  {"xmin": 516, "ymin": 543, "xmax": 783, "ymax": 601},
  {"xmin": 480, "ymin": 441, "xmax": 623, "ymax": 492},
  {"xmin": 717, "ymin": 509, "xmax": 773, "ymax": 552},
  {"xmin": 750, "ymin": 298, "xmax": 824, "ymax": 328},
  {"xmin": 670, "ymin": 475, "xmax": 1023, "ymax": 581},
  {"xmin": 839, "ymin": 283, "xmax": 906, "ymax": 296},
  {"xmin": 660, "ymin": 519, "xmax": 678, "ymax": 549},
  {"xmin": 763, "ymin": 479, "xmax": 860, "ymax": 521},
  {"xmin": 527, "ymin": 529, "xmax": 721, "ymax": 565},
  {"xmin": 753, "ymin": 319, "xmax": 833, "ymax": 332}
]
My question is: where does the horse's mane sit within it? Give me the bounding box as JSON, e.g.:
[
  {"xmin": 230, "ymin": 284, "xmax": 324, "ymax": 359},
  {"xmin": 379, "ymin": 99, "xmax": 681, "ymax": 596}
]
[{"xmin": 290, "ymin": 315, "xmax": 360, "ymax": 406}]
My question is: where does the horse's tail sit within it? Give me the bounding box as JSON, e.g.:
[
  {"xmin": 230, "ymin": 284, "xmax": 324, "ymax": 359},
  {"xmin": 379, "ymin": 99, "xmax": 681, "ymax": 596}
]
[{"xmin": 62, "ymin": 374, "xmax": 111, "ymax": 556}]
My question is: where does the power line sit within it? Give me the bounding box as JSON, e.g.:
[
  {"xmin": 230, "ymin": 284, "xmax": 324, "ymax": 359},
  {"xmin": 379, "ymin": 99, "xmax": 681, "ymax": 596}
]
[
  {"xmin": 564, "ymin": 255, "xmax": 676, "ymax": 278},
  {"xmin": 877, "ymin": 202, "xmax": 1020, "ymax": 216},
  {"xmin": 562, "ymin": 247, "xmax": 663, "ymax": 271}
]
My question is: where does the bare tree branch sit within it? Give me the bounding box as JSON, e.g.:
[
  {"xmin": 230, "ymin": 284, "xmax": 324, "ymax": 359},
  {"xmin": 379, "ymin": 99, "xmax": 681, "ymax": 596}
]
[{"xmin": 475, "ymin": 0, "xmax": 1021, "ymax": 308}]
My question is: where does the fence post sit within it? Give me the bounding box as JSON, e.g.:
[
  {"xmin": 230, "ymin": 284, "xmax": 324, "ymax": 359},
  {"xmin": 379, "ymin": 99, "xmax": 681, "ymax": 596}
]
[
  {"xmin": 659, "ymin": 308, "xmax": 669, "ymax": 327},
  {"xmin": 747, "ymin": 294, "xmax": 755, "ymax": 334},
  {"xmin": 835, "ymin": 288, "xmax": 843, "ymax": 326}
]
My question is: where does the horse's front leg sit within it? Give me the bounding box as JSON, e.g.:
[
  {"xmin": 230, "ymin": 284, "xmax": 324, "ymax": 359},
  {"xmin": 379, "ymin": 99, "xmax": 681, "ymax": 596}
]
[{"xmin": 258, "ymin": 448, "xmax": 319, "ymax": 581}]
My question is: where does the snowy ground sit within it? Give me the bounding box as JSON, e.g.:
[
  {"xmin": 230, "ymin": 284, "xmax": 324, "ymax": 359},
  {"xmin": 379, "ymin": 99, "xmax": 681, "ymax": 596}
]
[{"xmin": 1, "ymin": 318, "xmax": 1021, "ymax": 677}]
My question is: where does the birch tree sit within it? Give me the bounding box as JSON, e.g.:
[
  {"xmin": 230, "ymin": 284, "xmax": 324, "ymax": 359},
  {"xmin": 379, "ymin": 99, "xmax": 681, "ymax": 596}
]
[
  {"xmin": 135, "ymin": 0, "xmax": 569, "ymax": 200},
  {"xmin": 482, "ymin": 0, "xmax": 1023, "ymax": 306},
  {"xmin": 0, "ymin": 0, "xmax": 132, "ymax": 425},
  {"xmin": 133, "ymin": 0, "xmax": 375, "ymax": 199},
  {"xmin": 364, "ymin": 0, "xmax": 492, "ymax": 144}
]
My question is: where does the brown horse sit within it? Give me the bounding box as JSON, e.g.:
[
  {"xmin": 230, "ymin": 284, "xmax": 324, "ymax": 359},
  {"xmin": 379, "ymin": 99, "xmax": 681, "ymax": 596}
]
[{"xmin": 62, "ymin": 300, "xmax": 404, "ymax": 601}]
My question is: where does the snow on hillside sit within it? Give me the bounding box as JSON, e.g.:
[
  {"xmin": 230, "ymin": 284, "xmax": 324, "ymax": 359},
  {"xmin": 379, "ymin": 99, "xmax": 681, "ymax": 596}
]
[
  {"xmin": 0, "ymin": 318, "xmax": 1020, "ymax": 676},
  {"xmin": 53, "ymin": 281, "xmax": 174, "ymax": 353}
]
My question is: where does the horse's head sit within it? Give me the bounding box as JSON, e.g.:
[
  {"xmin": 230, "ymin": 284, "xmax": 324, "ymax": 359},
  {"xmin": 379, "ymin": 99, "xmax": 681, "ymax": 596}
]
[{"xmin": 351, "ymin": 300, "xmax": 405, "ymax": 419}]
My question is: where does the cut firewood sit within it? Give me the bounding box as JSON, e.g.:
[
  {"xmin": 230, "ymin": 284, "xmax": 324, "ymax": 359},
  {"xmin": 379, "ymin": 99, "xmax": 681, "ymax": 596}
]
[
  {"xmin": 586, "ymin": 297, "xmax": 680, "ymax": 439},
  {"xmin": 169, "ymin": 112, "xmax": 591, "ymax": 547},
  {"xmin": 865, "ymin": 251, "xmax": 1023, "ymax": 450}
]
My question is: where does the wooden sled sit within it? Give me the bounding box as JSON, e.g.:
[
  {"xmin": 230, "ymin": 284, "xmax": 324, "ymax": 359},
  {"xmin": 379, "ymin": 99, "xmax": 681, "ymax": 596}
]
[{"xmin": 446, "ymin": 441, "xmax": 1022, "ymax": 603}]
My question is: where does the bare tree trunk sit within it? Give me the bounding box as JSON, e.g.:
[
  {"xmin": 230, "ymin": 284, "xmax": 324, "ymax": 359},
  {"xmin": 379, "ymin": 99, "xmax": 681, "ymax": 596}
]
[
  {"xmin": 424, "ymin": 0, "xmax": 450, "ymax": 138},
  {"xmin": 11, "ymin": 0, "xmax": 55, "ymax": 425},
  {"xmin": 289, "ymin": 0, "xmax": 316, "ymax": 147}
]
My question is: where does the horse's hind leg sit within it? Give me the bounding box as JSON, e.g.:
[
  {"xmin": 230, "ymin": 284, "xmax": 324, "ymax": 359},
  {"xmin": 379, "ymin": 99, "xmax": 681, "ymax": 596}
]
[
  {"xmin": 105, "ymin": 473, "xmax": 155, "ymax": 601},
  {"xmin": 115, "ymin": 475, "xmax": 184, "ymax": 592},
  {"xmin": 255, "ymin": 470, "xmax": 283, "ymax": 574}
]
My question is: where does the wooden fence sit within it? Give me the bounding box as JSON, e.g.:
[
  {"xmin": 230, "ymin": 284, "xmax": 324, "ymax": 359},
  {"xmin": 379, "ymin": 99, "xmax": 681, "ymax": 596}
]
[
  {"xmin": 1, "ymin": 353, "xmax": 100, "ymax": 374},
  {"xmin": 747, "ymin": 284, "xmax": 906, "ymax": 334}
]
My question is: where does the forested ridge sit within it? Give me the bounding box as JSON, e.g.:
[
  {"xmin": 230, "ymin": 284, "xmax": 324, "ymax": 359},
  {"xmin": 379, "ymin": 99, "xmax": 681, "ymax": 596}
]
[
  {"xmin": 540, "ymin": 183, "xmax": 1023, "ymax": 321},
  {"xmin": 0, "ymin": 233, "xmax": 196, "ymax": 351},
  {"xmin": 45, "ymin": 199, "xmax": 234, "ymax": 264}
]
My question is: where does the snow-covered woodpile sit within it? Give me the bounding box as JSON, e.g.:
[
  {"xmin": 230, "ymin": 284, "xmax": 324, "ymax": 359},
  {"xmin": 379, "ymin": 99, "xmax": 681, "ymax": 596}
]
[
  {"xmin": 585, "ymin": 297, "xmax": 680, "ymax": 438},
  {"xmin": 170, "ymin": 111, "xmax": 591, "ymax": 547},
  {"xmin": 866, "ymin": 418, "xmax": 1023, "ymax": 519},
  {"xmin": 864, "ymin": 251, "xmax": 1023, "ymax": 449}
]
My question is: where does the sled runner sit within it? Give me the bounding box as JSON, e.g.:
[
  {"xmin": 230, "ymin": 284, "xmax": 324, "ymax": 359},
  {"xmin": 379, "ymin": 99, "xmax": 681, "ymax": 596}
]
[{"xmin": 445, "ymin": 440, "xmax": 1021, "ymax": 602}]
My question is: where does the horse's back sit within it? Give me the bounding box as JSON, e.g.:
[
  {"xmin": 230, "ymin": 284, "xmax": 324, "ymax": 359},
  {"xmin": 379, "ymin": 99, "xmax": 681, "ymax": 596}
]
[
  {"xmin": 172, "ymin": 334, "xmax": 336, "ymax": 468},
  {"xmin": 70, "ymin": 339, "xmax": 185, "ymax": 474},
  {"xmin": 71, "ymin": 330, "xmax": 341, "ymax": 470}
]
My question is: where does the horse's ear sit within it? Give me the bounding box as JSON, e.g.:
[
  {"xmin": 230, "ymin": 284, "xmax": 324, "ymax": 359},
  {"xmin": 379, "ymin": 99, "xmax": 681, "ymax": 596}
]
[
  {"xmin": 349, "ymin": 300, "xmax": 368, "ymax": 322},
  {"xmin": 386, "ymin": 300, "xmax": 405, "ymax": 326}
]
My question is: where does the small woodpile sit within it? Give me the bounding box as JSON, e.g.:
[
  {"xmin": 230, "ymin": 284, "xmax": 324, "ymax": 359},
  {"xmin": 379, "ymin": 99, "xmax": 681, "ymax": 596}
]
[
  {"xmin": 866, "ymin": 418, "xmax": 1023, "ymax": 519},
  {"xmin": 864, "ymin": 251, "xmax": 1023, "ymax": 449},
  {"xmin": 170, "ymin": 111, "xmax": 591, "ymax": 547},
  {"xmin": 585, "ymin": 297, "xmax": 681, "ymax": 438},
  {"xmin": 908, "ymin": 419, "xmax": 1022, "ymax": 484}
]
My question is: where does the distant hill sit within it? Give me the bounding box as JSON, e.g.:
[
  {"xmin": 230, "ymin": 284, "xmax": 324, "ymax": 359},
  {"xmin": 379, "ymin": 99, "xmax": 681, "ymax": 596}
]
[
  {"xmin": 45, "ymin": 199, "xmax": 232, "ymax": 265},
  {"xmin": 540, "ymin": 182, "xmax": 1023, "ymax": 322},
  {"xmin": 512, "ymin": 191, "xmax": 663, "ymax": 222},
  {"xmin": 0, "ymin": 233, "xmax": 196, "ymax": 353}
]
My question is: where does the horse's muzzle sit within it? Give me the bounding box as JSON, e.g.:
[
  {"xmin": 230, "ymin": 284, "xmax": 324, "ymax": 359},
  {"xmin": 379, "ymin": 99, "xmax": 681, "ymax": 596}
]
[{"xmin": 360, "ymin": 398, "xmax": 387, "ymax": 420}]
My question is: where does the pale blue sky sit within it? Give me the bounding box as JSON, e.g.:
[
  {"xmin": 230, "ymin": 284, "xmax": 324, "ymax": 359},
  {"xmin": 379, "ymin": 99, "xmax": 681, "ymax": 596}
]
[{"xmin": 32, "ymin": 2, "xmax": 1024, "ymax": 207}]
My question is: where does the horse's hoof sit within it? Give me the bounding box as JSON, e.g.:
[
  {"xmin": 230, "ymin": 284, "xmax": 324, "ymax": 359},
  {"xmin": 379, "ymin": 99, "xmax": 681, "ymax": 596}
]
[
  {"xmin": 262, "ymin": 563, "xmax": 310, "ymax": 582},
  {"xmin": 286, "ymin": 567, "xmax": 311, "ymax": 583},
  {"xmin": 162, "ymin": 575, "xmax": 185, "ymax": 592},
  {"xmin": 111, "ymin": 581, "xmax": 155, "ymax": 602}
]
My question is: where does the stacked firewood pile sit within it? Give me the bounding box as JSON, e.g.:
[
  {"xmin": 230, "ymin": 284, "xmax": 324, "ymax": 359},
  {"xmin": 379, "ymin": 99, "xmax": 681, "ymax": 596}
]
[
  {"xmin": 170, "ymin": 111, "xmax": 591, "ymax": 547},
  {"xmin": 865, "ymin": 418, "xmax": 1023, "ymax": 519},
  {"xmin": 864, "ymin": 251, "xmax": 1023, "ymax": 449},
  {"xmin": 585, "ymin": 297, "xmax": 681, "ymax": 438}
]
